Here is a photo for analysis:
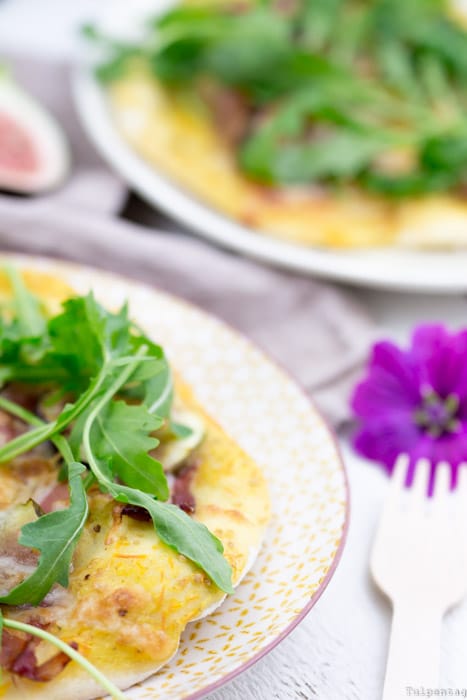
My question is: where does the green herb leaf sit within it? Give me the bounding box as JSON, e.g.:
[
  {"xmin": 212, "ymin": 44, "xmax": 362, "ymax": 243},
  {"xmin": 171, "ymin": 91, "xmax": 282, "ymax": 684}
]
[
  {"xmin": 0, "ymin": 271, "xmax": 233, "ymax": 597},
  {"xmin": 5, "ymin": 267, "xmax": 47, "ymax": 339},
  {"xmin": 92, "ymin": 400, "xmax": 168, "ymax": 498},
  {"xmin": 125, "ymin": 331, "xmax": 173, "ymax": 415},
  {"xmin": 0, "ymin": 371, "xmax": 109, "ymax": 464},
  {"xmin": 80, "ymin": 360, "xmax": 233, "ymax": 593},
  {"xmin": 109, "ymin": 483, "xmax": 234, "ymax": 594},
  {"xmin": 46, "ymin": 294, "xmax": 132, "ymax": 385},
  {"xmin": 0, "ymin": 268, "xmax": 49, "ymax": 383},
  {"xmin": 1, "ymin": 615, "xmax": 127, "ymax": 700},
  {"xmin": 0, "ymin": 294, "xmax": 136, "ymax": 461},
  {"xmin": 0, "ymin": 462, "xmax": 89, "ymax": 606},
  {"xmin": 241, "ymin": 124, "xmax": 388, "ymax": 184},
  {"xmin": 0, "ymin": 291, "xmax": 126, "ymax": 391},
  {"xmin": 87, "ymin": 0, "xmax": 467, "ymax": 196},
  {"xmin": 170, "ymin": 421, "xmax": 193, "ymax": 439}
]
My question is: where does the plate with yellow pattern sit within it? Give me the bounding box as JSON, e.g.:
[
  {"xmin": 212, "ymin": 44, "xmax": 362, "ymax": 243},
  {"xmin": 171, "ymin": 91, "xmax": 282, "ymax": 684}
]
[{"xmin": 4, "ymin": 254, "xmax": 348, "ymax": 699}]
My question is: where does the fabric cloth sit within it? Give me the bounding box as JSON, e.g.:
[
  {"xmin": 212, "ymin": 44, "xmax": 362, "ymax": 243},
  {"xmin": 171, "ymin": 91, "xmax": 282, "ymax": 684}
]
[{"xmin": 0, "ymin": 54, "xmax": 376, "ymax": 425}]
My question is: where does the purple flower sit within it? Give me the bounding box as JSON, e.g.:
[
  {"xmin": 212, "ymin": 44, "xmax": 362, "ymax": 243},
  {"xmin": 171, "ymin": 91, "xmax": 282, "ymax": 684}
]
[{"xmin": 351, "ymin": 324, "xmax": 467, "ymax": 486}]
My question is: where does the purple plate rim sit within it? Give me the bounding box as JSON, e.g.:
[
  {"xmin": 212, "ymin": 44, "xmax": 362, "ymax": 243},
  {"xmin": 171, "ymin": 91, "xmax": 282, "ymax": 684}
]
[{"xmin": 4, "ymin": 253, "xmax": 351, "ymax": 700}]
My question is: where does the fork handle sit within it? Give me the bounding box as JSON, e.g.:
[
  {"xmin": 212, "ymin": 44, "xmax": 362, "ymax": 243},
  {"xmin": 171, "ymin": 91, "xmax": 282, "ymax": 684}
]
[{"xmin": 382, "ymin": 601, "xmax": 442, "ymax": 700}]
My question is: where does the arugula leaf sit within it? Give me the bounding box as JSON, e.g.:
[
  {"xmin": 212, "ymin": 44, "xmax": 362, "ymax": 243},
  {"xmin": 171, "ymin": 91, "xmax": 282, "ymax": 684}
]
[
  {"xmin": 92, "ymin": 400, "xmax": 168, "ymax": 498},
  {"xmin": 144, "ymin": 361, "xmax": 174, "ymax": 417},
  {"xmin": 0, "ymin": 289, "xmax": 134, "ymax": 392},
  {"xmin": 1, "ymin": 614, "xmax": 127, "ymax": 699},
  {"xmin": 67, "ymin": 340, "xmax": 171, "ymax": 499},
  {"xmin": 119, "ymin": 337, "xmax": 174, "ymax": 421},
  {"xmin": 298, "ymin": 0, "xmax": 345, "ymax": 52},
  {"xmin": 0, "ymin": 461, "xmax": 89, "ymax": 606},
  {"xmin": 0, "ymin": 295, "xmax": 144, "ymax": 462},
  {"xmin": 82, "ymin": 23, "xmax": 143, "ymax": 83},
  {"xmin": 79, "ymin": 359, "xmax": 233, "ymax": 593},
  {"xmin": 83, "ymin": 294, "xmax": 132, "ymax": 360},
  {"xmin": 0, "ymin": 369, "xmax": 110, "ymax": 463},
  {"xmin": 150, "ymin": 5, "xmax": 291, "ymax": 90},
  {"xmin": 0, "ymin": 272, "xmax": 233, "ymax": 597},
  {"xmin": 0, "ymin": 268, "xmax": 49, "ymax": 382},
  {"xmin": 241, "ymin": 125, "xmax": 389, "ymax": 184},
  {"xmin": 106, "ymin": 482, "xmax": 234, "ymax": 594},
  {"xmin": 170, "ymin": 421, "xmax": 193, "ymax": 439},
  {"xmin": 47, "ymin": 297, "xmax": 105, "ymax": 380},
  {"xmin": 45, "ymin": 294, "xmax": 132, "ymax": 389},
  {"xmin": 5, "ymin": 267, "xmax": 46, "ymax": 339}
]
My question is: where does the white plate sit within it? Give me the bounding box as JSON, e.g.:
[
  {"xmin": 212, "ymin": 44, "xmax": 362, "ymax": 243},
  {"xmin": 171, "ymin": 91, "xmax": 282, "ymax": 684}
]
[
  {"xmin": 72, "ymin": 0, "xmax": 467, "ymax": 294},
  {"xmin": 6, "ymin": 254, "xmax": 349, "ymax": 700}
]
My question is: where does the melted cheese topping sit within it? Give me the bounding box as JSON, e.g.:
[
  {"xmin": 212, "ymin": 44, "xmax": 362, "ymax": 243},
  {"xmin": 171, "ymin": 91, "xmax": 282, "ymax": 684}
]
[
  {"xmin": 108, "ymin": 64, "xmax": 467, "ymax": 250},
  {"xmin": 0, "ymin": 270, "xmax": 270, "ymax": 699}
]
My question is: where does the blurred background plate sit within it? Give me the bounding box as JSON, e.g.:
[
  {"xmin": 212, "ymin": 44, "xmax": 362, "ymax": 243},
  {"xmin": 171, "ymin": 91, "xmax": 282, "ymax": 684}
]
[{"xmin": 73, "ymin": 0, "xmax": 467, "ymax": 294}]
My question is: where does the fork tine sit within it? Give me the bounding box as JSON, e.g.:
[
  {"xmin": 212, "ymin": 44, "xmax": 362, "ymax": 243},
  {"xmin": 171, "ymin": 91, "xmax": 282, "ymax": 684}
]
[
  {"xmin": 391, "ymin": 454, "xmax": 409, "ymax": 489},
  {"xmin": 457, "ymin": 463, "xmax": 467, "ymax": 495},
  {"xmin": 376, "ymin": 454, "xmax": 407, "ymax": 513},
  {"xmin": 455, "ymin": 464, "xmax": 467, "ymax": 526},
  {"xmin": 372, "ymin": 456, "xmax": 409, "ymax": 553},
  {"xmin": 433, "ymin": 461, "xmax": 451, "ymax": 498},
  {"xmin": 411, "ymin": 457, "xmax": 431, "ymax": 500},
  {"xmin": 432, "ymin": 462, "xmax": 452, "ymax": 522},
  {"xmin": 380, "ymin": 455, "xmax": 409, "ymax": 516}
]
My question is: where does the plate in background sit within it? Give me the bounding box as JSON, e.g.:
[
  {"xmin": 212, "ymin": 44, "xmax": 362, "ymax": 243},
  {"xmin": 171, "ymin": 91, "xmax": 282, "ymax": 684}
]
[{"xmin": 72, "ymin": 0, "xmax": 467, "ymax": 294}]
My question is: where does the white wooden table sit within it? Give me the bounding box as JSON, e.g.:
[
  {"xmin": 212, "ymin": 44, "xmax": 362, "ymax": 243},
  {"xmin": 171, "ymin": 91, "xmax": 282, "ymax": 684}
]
[{"xmin": 3, "ymin": 4, "xmax": 467, "ymax": 697}]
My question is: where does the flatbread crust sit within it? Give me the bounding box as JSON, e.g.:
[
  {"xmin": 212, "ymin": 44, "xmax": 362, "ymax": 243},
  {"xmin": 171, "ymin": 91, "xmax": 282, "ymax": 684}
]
[
  {"xmin": 107, "ymin": 65, "xmax": 467, "ymax": 250},
  {"xmin": 0, "ymin": 270, "xmax": 270, "ymax": 699}
]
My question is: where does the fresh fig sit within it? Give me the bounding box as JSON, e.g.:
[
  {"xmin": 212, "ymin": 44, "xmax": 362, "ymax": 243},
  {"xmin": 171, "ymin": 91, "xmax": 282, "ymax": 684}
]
[{"xmin": 0, "ymin": 71, "xmax": 69, "ymax": 194}]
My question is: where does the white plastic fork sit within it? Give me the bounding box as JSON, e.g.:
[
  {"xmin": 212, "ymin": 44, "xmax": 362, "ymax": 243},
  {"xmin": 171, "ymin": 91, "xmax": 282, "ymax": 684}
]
[{"xmin": 371, "ymin": 455, "xmax": 467, "ymax": 700}]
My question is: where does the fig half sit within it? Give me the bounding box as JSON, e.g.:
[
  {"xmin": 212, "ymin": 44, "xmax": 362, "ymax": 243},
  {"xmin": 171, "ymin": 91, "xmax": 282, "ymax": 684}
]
[{"xmin": 0, "ymin": 71, "xmax": 69, "ymax": 194}]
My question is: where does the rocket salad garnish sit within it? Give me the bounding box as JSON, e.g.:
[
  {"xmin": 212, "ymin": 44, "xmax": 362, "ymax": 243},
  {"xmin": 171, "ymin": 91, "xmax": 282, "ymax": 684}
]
[
  {"xmin": 0, "ymin": 268, "xmax": 233, "ymax": 601},
  {"xmin": 88, "ymin": 0, "xmax": 467, "ymax": 197}
]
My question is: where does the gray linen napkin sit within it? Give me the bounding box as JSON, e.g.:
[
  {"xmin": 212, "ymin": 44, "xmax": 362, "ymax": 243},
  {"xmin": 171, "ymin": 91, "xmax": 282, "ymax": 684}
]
[{"xmin": 0, "ymin": 54, "xmax": 376, "ymax": 425}]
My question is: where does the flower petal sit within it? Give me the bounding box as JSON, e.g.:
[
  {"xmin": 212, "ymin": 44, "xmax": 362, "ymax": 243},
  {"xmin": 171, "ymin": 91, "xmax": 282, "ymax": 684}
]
[
  {"xmin": 408, "ymin": 425, "xmax": 467, "ymax": 468},
  {"xmin": 351, "ymin": 340, "xmax": 420, "ymax": 420},
  {"xmin": 411, "ymin": 324, "xmax": 467, "ymax": 402},
  {"xmin": 370, "ymin": 341, "xmax": 420, "ymax": 400},
  {"xmin": 351, "ymin": 323, "xmax": 467, "ymax": 490},
  {"xmin": 353, "ymin": 415, "xmax": 421, "ymax": 472}
]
